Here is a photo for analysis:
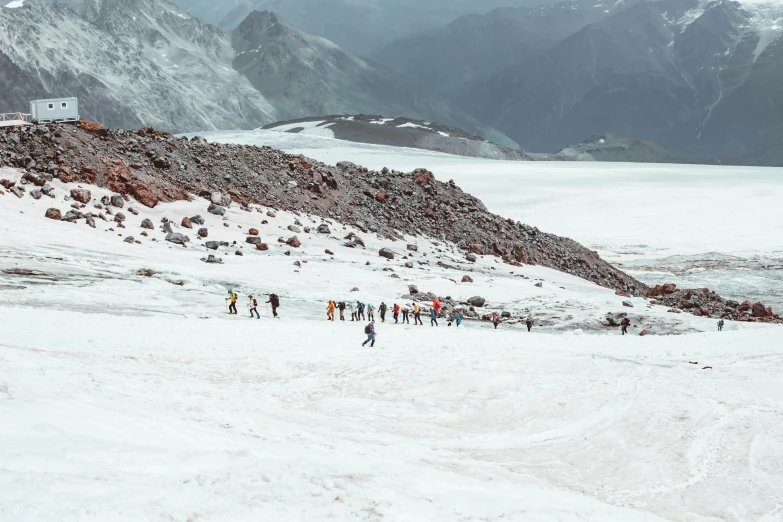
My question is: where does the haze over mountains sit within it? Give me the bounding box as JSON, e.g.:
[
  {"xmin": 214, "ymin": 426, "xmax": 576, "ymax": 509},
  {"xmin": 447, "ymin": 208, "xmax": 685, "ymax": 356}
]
[{"xmin": 2, "ymin": 0, "xmax": 782, "ymax": 164}]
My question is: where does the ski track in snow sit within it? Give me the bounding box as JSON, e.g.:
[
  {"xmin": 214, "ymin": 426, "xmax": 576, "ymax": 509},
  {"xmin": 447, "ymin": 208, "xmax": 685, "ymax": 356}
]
[{"xmin": 1, "ymin": 159, "xmax": 782, "ymax": 521}]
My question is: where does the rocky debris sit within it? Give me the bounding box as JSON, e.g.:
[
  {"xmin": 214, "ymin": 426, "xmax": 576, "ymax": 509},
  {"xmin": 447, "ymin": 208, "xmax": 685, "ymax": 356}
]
[
  {"xmin": 623, "ymin": 300, "xmax": 634, "ymax": 308},
  {"xmin": 246, "ymin": 236, "xmax": 263, "ymax": 245},
  {"xmin": 344, "ymin": 232, "xmax": 365, "ymax": 248},
  {"xmin": 647, "ymin": 283, "xmax": 678, "ymax": 298},
  {"xmin": 462, "ymin": 275, "xmax": 473, "ymax": 283},
  {"xmin": 85, "ymin": 216, "xmax": 96, "ymax": 228},
  {"xmin": 288, "ymin": 225, "xmax": 301, "ymax": 233},
  {"xmin": 408, "ymin": 285, "xmax": 419, "ymax": 295},
  {"xmin": 467, "ymin": 296, "xmax": 486, "ymax": 307},
  {"xmin": 114, "ymin": 212, "xmax": 126, "ymax": 223},
  {"xmin": 466, "ymin": 253, "xmax": 477, "ymax": 263},
  {"xmin": 379, "ymin": 248, "xmax": 395, "ymax": 260},
  {"xmin": 202, "ymin": 254, "xmax": 223, "ymax": 264},
  {"xmin": 639, "ymin": 330, "xmax": 651, "ymax": 336},
  {"xmin": 70, "ymin": 188, "xmax": 91, "ymax": 204},
  {"xmin": 162, "ymin": 222, "xmax": 174, "ymax": 234},
  {"xmin": 210, "ymin": 192, "xmax": 222, "ymax": 205},
  {"xmin": 45, "ymin": 208, "xmax": 62, "ymax": 220},
  {"xmin": 10, "ymin": 185, "xmax": 24, "ymax": 198},
  {"xmin": 110, "ymin": 194, "xmax": 125, "ymax": 208},
  {"xmin": 404, "ymin": 261, "xmax": 414, "ymax": 268},
  {"xmin": 30, "ymin": 189, "xmax": 42, "ymax": 200},
  {"xmin": 198, "ymin": 228, "xmax": 209, "ymax": 238},
  {"xmin": 325, "ymin": 249, "xmax": 334, "ymax": 255},
  {"xmin": 407, "ymin": 244, "xmax": 418, "ymax": 252},
  {"xmin": 615, "ymin": 290, "xmax": 632, "ymax": 298},
  {"xmin": 605, "ymin": 313, "xmax": 628, "ymax": 327},
  {"xmin": 62, "ymin": 210, "xmax": 81, "ymax": 222},
  {"xmin": 3, "ymin": 123, "xmax": 771, "ymax": 321},
  {"xmin": 248, "ymin": 228, "xmax": 259, "ymax": 236},
  {"xmin": 256, "ymin": 243, "xmax": 269, "ymax": 251},
  {"xmin": 287, "ymin": 236, "xmax": 302, "ymax": 248},
  {"xmin": 124, "ymin": 236, "xmax": 135, "ymax": 243},
  {"xmin": 127, "ymin": 207, "xmax": 139, "ymax": 216},
  {"xmin": 235, "ymin": 250, "xmax": 243, "ymax": 256},
  {"xmin": 141, "ymin": 219, "xmax": 154, "ymax": 230},
  {"xmin": 190, "ymin": 215, "xmax": 205, "ymax": 225},
  {"xmin": 205, "ymin": 241, "xmax": 220, "ymax": 250},
  {"xmin": 351, "ymin": 287, "xmax": 359, "ymax": 292},
  {"xmin": 137, "ymin": 268, "xmax": 157, "ymax": 277},
  {"xmin": 41, "ymin": 185, "xmax": 54, "ymax": 197},
  {"xmin": 317, "ymin": 224, "xmax": 331, "ymax": 234},
  {"xmin": 535, "ymin": 282, "xmax": 543, "ymax": 288},
  {"xmin": 165, "ymin": 233, "xmax": 190, "ymax": 245},
  {"xmin": 208, "ymin": 204, "xmax": 225, "ymax": 216},
  {"xmin": 181, "ymin": 217, "xmax": 192, "ymax": 229}
]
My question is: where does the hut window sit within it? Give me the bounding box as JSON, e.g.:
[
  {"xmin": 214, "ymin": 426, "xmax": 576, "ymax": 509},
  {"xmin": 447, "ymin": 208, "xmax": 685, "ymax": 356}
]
[
  {"xmin": 61, "ymin": 102, "xmax": 68, "ymax": 109},
  {"xmin": 47, "ymin": 103, "xmax": 54, "ymax": 110}
]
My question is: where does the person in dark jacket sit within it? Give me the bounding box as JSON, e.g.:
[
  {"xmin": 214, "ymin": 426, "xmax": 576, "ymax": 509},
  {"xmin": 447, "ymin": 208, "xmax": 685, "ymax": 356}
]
[
  {"xmin": 266, "ymin": 293, "xmax": 280, "ymax": 318},
  {"xmin": 525, "ymin": 317, "xmax": 533, "ymax": 332},
  {"xmin": 379, "ymin": 302, "xmax": 388, "ymax": 323},
  {"xmin": 621, "ymin": 317, "xmax": 630, "ymax": 335},
  {"xmin": 338, "ymin": 301, "xmax": 346, "ymax": 321}
]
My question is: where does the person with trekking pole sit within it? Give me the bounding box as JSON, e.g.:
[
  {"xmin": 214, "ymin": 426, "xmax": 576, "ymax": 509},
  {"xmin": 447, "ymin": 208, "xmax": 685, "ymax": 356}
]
[
  {"xmin": 226, "ymin": 290, "xmax": 238, "ymax": 315},
  {"xmin": 379, "ymin": 302, "xmax": 387, "ymax": 323},
  {"xmin": 266, "ymin": 293, "xmax": 280, "ymax": 318},
  {"xmin": 248, "ymin": 295, "xmax": 260, "ymax": 319}
]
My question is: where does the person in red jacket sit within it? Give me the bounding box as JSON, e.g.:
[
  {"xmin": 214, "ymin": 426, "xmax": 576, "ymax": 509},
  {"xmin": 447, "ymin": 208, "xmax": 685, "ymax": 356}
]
[
  {"xmin": 432, "ymin": 299, "xmax": 442, "ymax": 314},
  {"xmin": 393, "ymin": 303, "xmax": 401, "ymax": 324}
]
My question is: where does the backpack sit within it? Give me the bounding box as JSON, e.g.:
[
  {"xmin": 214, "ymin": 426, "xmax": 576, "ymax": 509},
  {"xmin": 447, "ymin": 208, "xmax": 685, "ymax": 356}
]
[
  {"xmin": 364, "ymin": 324, "xmax": 371, "ymax": 334},
  {"xmin": 252, "ymin": 298, "xmax": 258, "ymax": 307},
  {"xmin": 270, "ymin": 294, "xmax": 280, "ymax": 307}
]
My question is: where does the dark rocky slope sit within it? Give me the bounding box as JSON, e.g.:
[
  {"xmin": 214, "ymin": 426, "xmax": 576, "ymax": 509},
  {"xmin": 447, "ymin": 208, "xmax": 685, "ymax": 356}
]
[{"xmin": 0, "ymin": 121, "xmax": 778, "ymax": 323}]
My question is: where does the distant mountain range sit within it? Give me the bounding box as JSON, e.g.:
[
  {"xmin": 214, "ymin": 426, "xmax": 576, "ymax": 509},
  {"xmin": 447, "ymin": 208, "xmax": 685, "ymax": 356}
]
[{"xmin": 373, "ymin": 0, "xmax": 783, "ymax": 163}]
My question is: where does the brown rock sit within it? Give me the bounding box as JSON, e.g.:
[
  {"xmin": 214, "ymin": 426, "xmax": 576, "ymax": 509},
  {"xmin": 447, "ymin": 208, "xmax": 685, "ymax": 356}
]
[
  {"xmin": 462, "ymin": 275, "xmax": 473, "ymax": 283},
  {"xmin": 375, "ymin": 192, "xmax": 387, "ymax": 202},
  {"xmin": 70, "ymin": 188, "xmax": 92, "ymax": 204},
  {"xmin": 198, "ymin": 228, "xmax": 208, "ymax": 238},
  {"xmin": 181, "ymin": 217, "xmax": 192, "ymax": 229},
  {"xmin": 752, "ymin": 302, "xmax": 770, "ymax": 318},
  {"xmin": 639, "ymin": 330, "xmax": 651, "ymax": 336},
  {"xmin": 287, "ymin": 236, "xmax": 302, "ymax": 248},
  {"xmin": 235, "ymin": 250, "xmax": 243, "ymax": 256},
  {"xmin": 45, "ymin": 208, "xmax": 62, "ymax": 220},
  {"xmin": 325, "ymin": 249, "xmax": 334, "ymax": 255},
  {"xmin": 379, "ymin": 247, "xmax": 394, "ymax": 260},
  {"xmin": 248, "ymin": 228, "xmax": 259, "ymax": 236},
  {"xmin": 256, "ymin": 243, "xmax": 269, "ymax": 251}
]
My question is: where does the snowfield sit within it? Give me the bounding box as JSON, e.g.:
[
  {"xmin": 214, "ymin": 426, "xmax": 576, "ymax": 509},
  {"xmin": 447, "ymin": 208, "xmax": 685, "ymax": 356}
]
[{"xmin": 1, "ymin": 157, "xmax": 782, "ymax": 521}]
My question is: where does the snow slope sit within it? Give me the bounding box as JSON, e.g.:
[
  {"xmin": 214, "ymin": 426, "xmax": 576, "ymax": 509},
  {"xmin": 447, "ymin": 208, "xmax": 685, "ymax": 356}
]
[
  {"xmin": 194, "ymin": 130, "xmax": 783, "ymax": 311},
  {"xmin": 1, "ymin": 166, "xmax": 782, "ymax": 521}
]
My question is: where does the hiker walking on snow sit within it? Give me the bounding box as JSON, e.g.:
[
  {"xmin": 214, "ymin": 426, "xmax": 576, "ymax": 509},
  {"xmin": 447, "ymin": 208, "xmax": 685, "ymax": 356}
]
[
  {"xmin": 430, "ymin": 307, "xmax": 439, "ymax": 327},
  {"xmin": 349, "ymin": 302, "xmax": 356, "ymax": 321},
  {"xmin": 621, "ymin": 317, "xmax": 630, "ymax": 335},
  {"xmin": 357, "ymin": 301, "xmax": 366, "ymax": 321},
  {"xmin": 432, "ymin": 299, "xmax": 442, "ymax": 315},
  {"xmin": 327, "ymin": 300, "xmax": 336, "ymax": 321},
  {"xmin": 266, "ymin": 293, "xmax": 280, "ymax": 318},
  {"xmin": 379, "ymin": 302, "xmax": 388, "ymax": 323},
  {"xmin": 492, "ymin": 312, "xmax": 500, "ymax": 330},
  {"xmin": 367, "ymin": 303, "xmax": 375, "ymax": 322},
  {"xmin": 393, "ymin": 303, "xmax": 400, "ymax": 324},
  {"xmin": 248, "ymin": 295, "xmax": 260, "ymax": 319},
  {"xmin": 525, "ymin": 317, "xmax": 533, "ymax": 332},
  {"xmin": 401, "ymin": 304, "xmax": 410, "ymax": 324},
  {"xmin": 362, "ymin": 321, "xmax": 377, "ymax": 347},
  {"xmin": 338, "ymin": 301, "xmax": 346, "ymax": 321},
  {"xmin": 413, "ymin": 303, "xmax": 424, "ymax": 326},
  {"xmin": 717, "ymin": 319, "xmax": 724, "ymax": 332},
  {"xmin": 226, "ymin": 291, "xmax": 238, "ymax": 315},
  {"xmin": 455, "ymin": 312, "xmax": 462, "ymax": 327}
]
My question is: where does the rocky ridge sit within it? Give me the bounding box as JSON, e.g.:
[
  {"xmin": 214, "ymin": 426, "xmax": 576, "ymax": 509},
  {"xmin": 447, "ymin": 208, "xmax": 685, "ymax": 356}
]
[{"xmin": 0, "ymin": 120, "xmax": 778, "ymax": 324}]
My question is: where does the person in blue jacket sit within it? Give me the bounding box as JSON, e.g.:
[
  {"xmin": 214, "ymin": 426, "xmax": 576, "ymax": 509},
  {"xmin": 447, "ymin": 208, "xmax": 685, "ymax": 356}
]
[
  {"xmin": 430, "ymin": 307, "xmax": 439, "ymax": 326},
  {"xmin": 362, "ymin": 321, "xmax": 377, "ymax": 347}
]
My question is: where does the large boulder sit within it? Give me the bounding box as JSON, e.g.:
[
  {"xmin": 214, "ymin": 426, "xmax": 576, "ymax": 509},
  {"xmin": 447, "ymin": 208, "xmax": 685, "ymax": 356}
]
[
  {"xmin": 114, "ymin": 212, "xmax": 126, "ymax": 223},
  {"xmin": 287, "ymin": 236, "xmax": 302, "ymax": 248},
  {"xmin": 110, "ymin": 194, "xmax": 124, "ymax": 208},
  {"xmin": 246, "ymin": 236, "xmax": 263, "ymax": 245},
  {"xmin": 190, "ymin": 215, "xmax": 205, "ymax": 225},
  {"xmin": 466, "ymin": 253, "xmax": 477, "ymax": 263},
  {"xmin": 287, "ymin": 225, "xmax": 301, "ymax": 233},
  {"xmin": 45, "ymin": 208, "xmax": 62, "ymax": 220},
  {"xmin": 62, "ymin": 210, "xmax": 81, "ymax": 222},
  {"xmin": 208, "ymin": 204, "xmax": 225, "ymax": 216},
  {"xmin": 407, "ymin": 244, "xmax": 418, "ymax": 252},
  {"xmin": 141, "ymin": 219, "xmax": 154, "ymax": 230},
  {"xmin": 317, "ymin": 224, "xmax": 331, "ymax": 234},
  {"xmin": 467, "ymin": 296, "xmax": 486, "ymax": 308},
  {"xmin": 752, "ymin": 302, "xmax": 771, "ymax": 318},
  {"xmin": 379, "ymin": 248, "xmax": 394, "ymax": 260},
  {"xmin": 70, "ymin": 188, "xmax": 91, "ymax": 204},
  {"xmin": 165, "ymin": 233, "xmax": 190, "ymax": 245},
  {"xmin": 256, "ymin": 243, "xmax": 269, "ymax": 251},
  {"xmin": 408, "ymin": 285, "xmax": 419, "ymax": 295},
  {"xmin": 205, "ymin": 241, "xmax": 220, "ymax": 250}
]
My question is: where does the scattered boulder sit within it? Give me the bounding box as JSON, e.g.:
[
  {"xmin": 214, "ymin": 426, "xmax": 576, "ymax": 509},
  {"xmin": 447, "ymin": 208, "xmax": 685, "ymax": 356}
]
[
  {"xmin": 623, "ymin": 300, "xmax": 634, "ymax": 308},
  {"xmin": 205, "ymin": 241, "xmax": 220, "ymax": 250},
  {"xmin": 235, "ymin": 250, "xmax": 243, "ymax": 256},
  {"xmin": 466, "ymin": 253, "xmax": 477, "ymax": 263},
  {"xmin": 325, "ymin": 249, "xmax": 334, "ymax": 255},
  {"xmin": 30, "ymin": 190, "xmax": 42, "ymax": 200},
  {"xmin": 85, "ymin": 216, "xmax": 96, "ymax": 228},
  {"xmin": 501, "ymin": 311, "xmax": 511, "ymax": 318},
  {"xmin": 647, "ymin": 283, "xmax": 677, "ymax": 298},
  {"xmin": 248, "ymin": 228, "xmax": 259, "ymax": 236},
  {"xmin": 351, "ymin": 287, "xmax": 359, "ymax": 292},
  {"xmin": 605, "ymin": 313, "xmax": 627, "ymax": 327},
  {"xmin": 246, "ymin": 236, "xmax": 263, "ymax": 245},
  {"xmin": 208, "ymin": 204, "xmax": 225, "ymax": 216},
  {"xmin": 317, "ymin": 224, "xmax": 330, "ymax": 234},
  {"xmin": 535, "ymin": 282, "xmax": 543, "ymax": 288},
  {"xmin": 287, "ymin": 236, "xmax": 302, "ymax": 248},
  {"xmin": 165, "ymin": 233, "xmax": 190, "ymax": 245},
  {"xmin": 202, "ymin": 255, "xmax": 223, "ymax": 264},
  {"xmin": 141, "ymin": 219, "xmax": 154, "ymax": 230},
  {"xmin": 198, "ymin": 228, "xmax": 208, "ymax": 238},
  {"xmin": 639, "ymin": 330, "xmax": 651, "ymax": 337},
  {"xmin": 752, "ymin": 302, "xmax": 771, "ymax": 318},
  {"xmin": 256, "ymin": 243, "xmax": 269, "ymax": 251},
  {"xmin": 467, "ymin": 296, "xmax": 486, "ymax": 307},
  {"xmin": 407, "ymin": 244, "xmax": 418, "ymax": 252},
  {"xmin": 70, "ymin": 188, "xmax": 91, "ymax": 204},
  {"xmin": 267, "ymin": 211, "xmax": 276, "ymax": 218},
  {"xmin": 462, "ymin": 275, "xmax": 473, "ymax": 283},
  {"xmin": 114, "ymin": 212, "xmax": 126, "ymax": 223},
  {"xmin": 110, "ymin": 194, "xmax": 124, "ymax": 208},
  {"xmin": 45, "ymin": 208, "xmax": 62, "ymax": 220},
  {"xmin": 404, "ymin": 261, "xmax": 414, "ymax": 268},
  {"xmin": 210, "ymin": 192, "xmax": 222, "ymax": 205},
  {"xmin": 287, "ymin": 225, "xmax": 301, "ymax": 233},
  {"xmin": 162, "ymin": 221, "xmax": 173, "ymax": 234},
  {"xmin": 379, "ymin": 248, "xmax": 394, "ymax": 260},
  {"xmin": 181, "ymin": 217, "xmax": 192, "ymax": 229},
  {"xmin": 190, "ymin": 215, "xmax": 205, "ymax": 225},
  {"xmin": 62, "ymin": 210, "xmax": 81, "ymax": 222},
  {"xmin": 124, "ymin": 236, "xmax": 135, "ymax": 243},
  {"xmin": 408, "ymin": 285, "xmax": 419, "ymax": 295}
]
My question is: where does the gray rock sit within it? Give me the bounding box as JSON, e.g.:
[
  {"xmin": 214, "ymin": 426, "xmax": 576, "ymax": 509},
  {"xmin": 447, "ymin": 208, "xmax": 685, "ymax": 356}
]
[
  {"xmin": 165, "ymin": 233, "xmax": 190, "ymax": 245},
  {"xmin": 287, "ymin": 225, "xmax": 301, "ymax": 233},
  {"xmin": 114, "ymin": 212, "xmax": 126, "ymax": 223},
  {"xmin": 350, "ymin": 287, "xmax": 360, "ymax": 292},
  {"xmin": 466, "ymin": 253, "xmax": 477, "ymax": 263},
  {"xmin": 379, "ymin": 247, "xmax": 394, "ymax": 260},
  {"xmin": 141, "ymin": 219, "xmax": 154, "ymax": 230},
  {"xmin": 404, "ymin": 261, "xmax": 414, "ymax": 268},
  {"xmin": 407, "ymin": 244, "xmax": 419, "ymax": 252},
  {"xmin": 190, "ymin": 215, "xmax": 205, "ymax": 225},
  {"xmin": 85, "ymin": 216, "xmax": 96, "ymax": 228},
  {"xmin": 202, "ymin": 255, "xmax": 223, "ymax": 264},
  {"xmin": 317, "ymin": 224, "xmax": 331, "ymax": 234},
  {"xmin": 110, "ymin": 194, "xmax": 124, "ymax": 208},
  {"xmin": 208, "ymin": 204, "xmax": 226, "ymax": 216},
  {"xmin": 622, "ymin": 300, "xmax": 634, "ymax": 308},
  {"xmin": 408, "ymin": 285, "xmax": 419, "ymax": 295},
  {"xmin": 205, "ymin": 241, "xmax": 220, "ymax": 250},
  {"xmin": 162, "ymin": 221, "xmax": 173, "ymax": 234},
  {"xmin": 467, "ymin": 296, "xmax": 486, "ymax": 307},
  {"xmin": 62, "ymin": 210, "xmax": 81, "ymax": 222},
  {"xmin": 246, "ymin": 236, "xmax": 263, "ymax": 245},
  {"xmin": 124, "ymin": 236, "xmax": 135, "ymax": 243}
]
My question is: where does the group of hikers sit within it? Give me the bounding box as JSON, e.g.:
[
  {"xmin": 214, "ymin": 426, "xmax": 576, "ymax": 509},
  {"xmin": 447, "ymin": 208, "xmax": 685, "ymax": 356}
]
[
  {"xmin": 325, "ymin": 299, "xmax": 471, "ymax": 328},
  {"xmin": 226, "ymin": 291, "xmax": 280, "ymax": 319}
]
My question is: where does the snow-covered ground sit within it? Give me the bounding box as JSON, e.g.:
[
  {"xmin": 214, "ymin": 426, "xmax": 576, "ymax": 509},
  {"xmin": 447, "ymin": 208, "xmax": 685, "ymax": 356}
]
[
  {"xmin": 1, "ymin": 157, "xmax": 782, "ymax": 521},
  {"xmin": 192, "ymin": 130, "xmax": 783, "ymax": 311}
]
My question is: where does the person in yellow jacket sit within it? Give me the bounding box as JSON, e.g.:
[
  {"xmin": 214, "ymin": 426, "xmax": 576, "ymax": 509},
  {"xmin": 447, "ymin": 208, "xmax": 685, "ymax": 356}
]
[
  {"xmin": 226, "ymin": 291, "xmax": 238, "ymax": 315},
  {"xmin": 413, "ymin": 303, "xmax": 424, "ymax": 325},
  {"xmin": 327, "ymin": 300, "xmax": 336, "ymax": 321},
  {"xmin": 401, "ymin": 304, "xmax": 410, "ymax": 324}
]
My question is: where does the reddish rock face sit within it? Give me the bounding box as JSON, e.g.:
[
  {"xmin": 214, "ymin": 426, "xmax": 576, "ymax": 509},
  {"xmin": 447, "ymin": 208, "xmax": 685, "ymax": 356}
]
[{"xmin": 752, "ymin": 302, "xmax": 771, "ymax": 318}]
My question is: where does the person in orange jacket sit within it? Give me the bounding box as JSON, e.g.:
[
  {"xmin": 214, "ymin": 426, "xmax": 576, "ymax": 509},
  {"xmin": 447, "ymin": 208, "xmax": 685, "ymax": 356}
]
[
  {"xmin": 393, "ymin": 303, "xmax": 401, "ymax": 323},
  {"xmin": 327, "ymin": 300, "xmax": 336, "ymax": 321}
]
